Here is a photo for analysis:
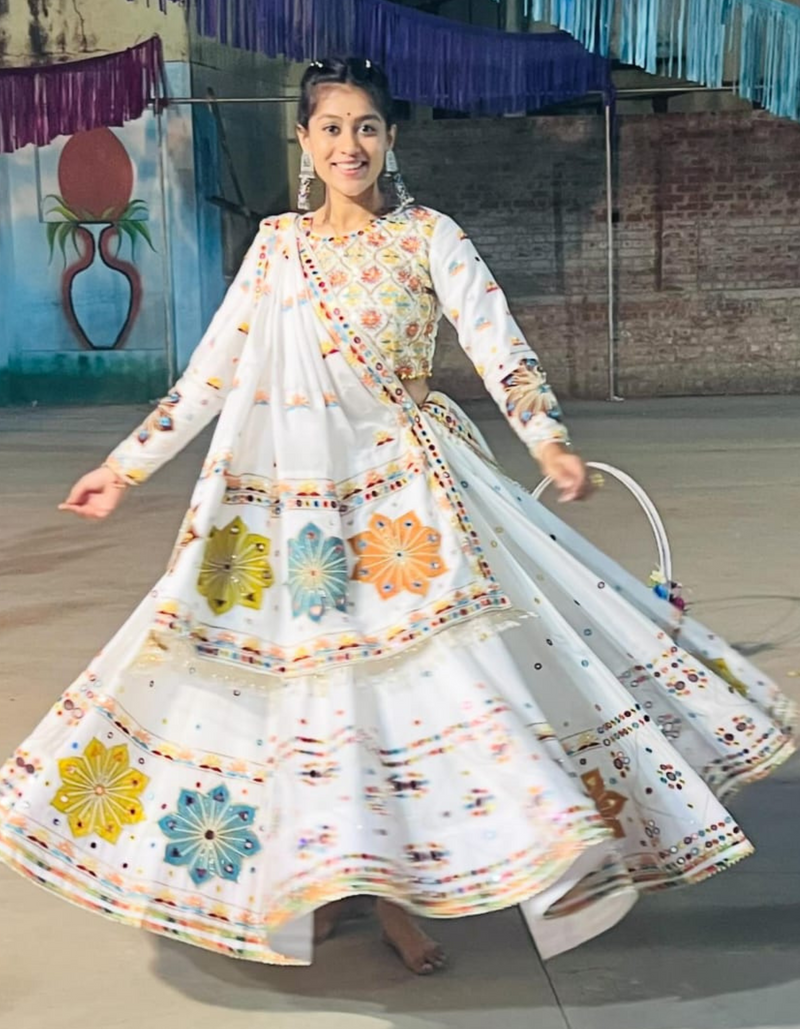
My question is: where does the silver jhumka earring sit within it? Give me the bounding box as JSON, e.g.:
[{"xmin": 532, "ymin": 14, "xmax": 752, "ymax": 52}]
[
  {"xmin": 385, "ymin": 149, "xmax": 414, "ymax": 208},
  {"xmin": 297, "ymin": 151, "xmax": 315, "ymax": 212}
]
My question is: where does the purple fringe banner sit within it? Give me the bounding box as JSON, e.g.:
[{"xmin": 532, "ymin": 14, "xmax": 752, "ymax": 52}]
[
  {"xmin": 0, "ymin": 36, "xmax": 165, "ymax": 153},
  {"xmin": 139, "ymin": 0, "xmax": 613, "ymax": 113}
]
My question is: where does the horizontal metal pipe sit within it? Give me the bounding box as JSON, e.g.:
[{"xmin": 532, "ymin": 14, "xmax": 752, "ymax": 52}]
[
  {"xmin": 155, "ymin": 95, "xmax": 301, "ymax": 104},
  {"xmin": 153, "ymin": 84, "xmax": 740, "ymax": 106}
]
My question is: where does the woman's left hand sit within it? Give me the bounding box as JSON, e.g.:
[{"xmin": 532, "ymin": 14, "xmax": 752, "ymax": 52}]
[{"xmin": 536, "ymin": 443, "xmax": 593, "ymax": 503}]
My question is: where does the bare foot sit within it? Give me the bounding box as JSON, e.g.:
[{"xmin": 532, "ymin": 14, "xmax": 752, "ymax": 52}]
[
  {"xmin": 313, "ymin": 899, "xmax": 348, "ymax": 944},
  {"xmin": 313, "ymin": 897, "xmax": 371, "ymax": 944},
  {"xmin": 376, "ymin": 899, "xmax": 447, "ymax": 975}
]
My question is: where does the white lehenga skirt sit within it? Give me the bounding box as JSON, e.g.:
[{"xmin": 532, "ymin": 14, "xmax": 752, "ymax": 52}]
[{"xmin": 0, "ymin": 395, "xmax": 794, "ymax": 965}]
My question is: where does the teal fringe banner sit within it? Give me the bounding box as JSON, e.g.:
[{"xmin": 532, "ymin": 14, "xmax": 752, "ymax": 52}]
[{"xmin": 521, "ymin": 0, "xmax": 800, "ymax": 121}]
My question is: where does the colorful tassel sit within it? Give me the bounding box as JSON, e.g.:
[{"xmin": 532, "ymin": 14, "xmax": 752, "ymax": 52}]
[
  {"xmin": 0, "ymin": 36, "xmax": 165, "ymax": 154},
  {"xmin": 131, "ymin": 0, "xmax": 613, "ymax": 114},
  {"xmin": 130, "ymin": 0, "xmax": 800, "ymax": 123}
]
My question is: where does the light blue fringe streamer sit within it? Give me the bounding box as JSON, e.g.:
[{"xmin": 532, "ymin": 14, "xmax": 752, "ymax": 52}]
[{"xmin": 519, "ymin": 0, "xmax": 800, "ymax": 121}]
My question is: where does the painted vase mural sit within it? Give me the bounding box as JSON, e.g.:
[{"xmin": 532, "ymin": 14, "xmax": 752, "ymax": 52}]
[{"xmin": 45, "ymin": 127, "xmax": 155, "ymax": 350}]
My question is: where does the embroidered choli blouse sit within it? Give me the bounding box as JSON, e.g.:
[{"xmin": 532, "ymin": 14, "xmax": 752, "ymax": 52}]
[{"xmin": 107, "ymin": 206, "xmax": 568, "ymax": 483}]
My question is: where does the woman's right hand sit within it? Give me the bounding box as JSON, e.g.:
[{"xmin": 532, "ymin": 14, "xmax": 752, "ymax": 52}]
[{"xmin": 59, "ymin": 465, "xmax": 129, "ymax": 520}]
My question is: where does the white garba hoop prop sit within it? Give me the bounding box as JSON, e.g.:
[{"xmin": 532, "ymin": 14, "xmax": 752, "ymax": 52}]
[{"xmin": 531, "ymin": 461, "xmax": 674, "ymax": 588}]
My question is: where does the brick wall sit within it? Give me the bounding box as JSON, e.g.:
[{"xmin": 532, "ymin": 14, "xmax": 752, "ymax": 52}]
[{"xmin": 399, "ymin": 111, "xmax": 800, "ymax": 399}]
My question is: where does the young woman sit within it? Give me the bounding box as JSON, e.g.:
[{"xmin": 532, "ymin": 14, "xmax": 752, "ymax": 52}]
[{"xmin": 0, "ymin": 57, "xmax": 793, "ymax": 976}]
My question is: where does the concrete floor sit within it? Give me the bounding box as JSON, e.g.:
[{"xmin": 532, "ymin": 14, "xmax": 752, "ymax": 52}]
[{"xmin": 1, "ymin": 396, "xmax": 799, "ymax": 1029}]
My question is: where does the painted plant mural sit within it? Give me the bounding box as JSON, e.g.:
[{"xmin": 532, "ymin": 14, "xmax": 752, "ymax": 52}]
[{"xmin": 45, "ymin": 127, "xmax": 155, "ymax": 350}]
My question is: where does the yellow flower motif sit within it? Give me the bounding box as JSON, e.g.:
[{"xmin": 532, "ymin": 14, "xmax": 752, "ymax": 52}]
[
  {"xmin": 197, "ymin": 516, "xmax": 274, "ymax": 616},
  {"xmin": 349, "ymin": 511, "xmax": 448, "ymax": 600},
  {"xmin": 707, "ymin": 658, "xmax": 749, "ymax": 697},
  {"xmin": 51, "ymin": 738, "xmax": 149, "ymax": 844}
]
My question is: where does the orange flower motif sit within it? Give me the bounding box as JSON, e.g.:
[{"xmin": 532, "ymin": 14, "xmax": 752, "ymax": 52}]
[
  {"xmin": 581, "ymin": 769, "xmax": 628, "ymax": 839},
  {"xmin": 329, "ymin": 269, "xmax": 348, "ymax": 288},
  {"xmin": 401, "ymin": 236, "xmax": 421, "ymax": 254},
  {"xmin": 361, "ymin": 309, "xmax": 382, "ymax": 330},
  {"xmin": 349, "ymin": 511, "xmax": 448, "ymax": 600},
  {"xmin": 361, "ymin": 265, "xmax": 382, "ymax": 285}
]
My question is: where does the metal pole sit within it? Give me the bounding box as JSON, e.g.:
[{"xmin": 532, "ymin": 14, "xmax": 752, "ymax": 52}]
[
  {"xmin": 604, "ymin": 102, "xmax": 621, "ymax": 402},
  {"xmin": 156, "ymin": 101, "xmax": 178, "ymax": 385},
  {"xmin": 154, "ymin": 95, "xmax": 301, "ymax": 105},
  {"xmin": 504, "ymin": 0, "xmax": 524, "ymax": 32},
  {"xmin": 151, "ymin": 84, "xmax": 740, "ymax": 108}
]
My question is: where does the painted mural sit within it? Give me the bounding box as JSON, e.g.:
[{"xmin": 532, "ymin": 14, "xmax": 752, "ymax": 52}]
[
  {"xmin": 0, "ymin": 63, "xmax": 211, "ymax": 404},
  {"xmin": 44, "ymin": 127, "xmax": 155, "ymax": 350}
]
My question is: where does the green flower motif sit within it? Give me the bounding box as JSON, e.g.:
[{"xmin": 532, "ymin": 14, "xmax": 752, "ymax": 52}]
[{"xmin": 197, "ymin": 516, "xmax": 273, "ymax": 616}]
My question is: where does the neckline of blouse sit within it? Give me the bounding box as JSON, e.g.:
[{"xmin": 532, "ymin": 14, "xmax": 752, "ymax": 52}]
[{"xmin": 299, "ymin": 201, "xmax": 413, "ymax": 243}]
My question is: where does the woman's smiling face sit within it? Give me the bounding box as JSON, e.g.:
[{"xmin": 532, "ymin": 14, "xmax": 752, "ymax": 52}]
[{"xmin": 297, "ymin": 83, "xmax": 396, "ymax": 202}]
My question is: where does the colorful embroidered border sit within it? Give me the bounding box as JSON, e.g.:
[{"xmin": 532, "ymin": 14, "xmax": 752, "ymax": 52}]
[
  {"xmin": 36, "ymin": 688, "xmax": 526, "ymax": 784},
  {"xmin": 0, "ymin": 791, "xmax": 764, "ymax": 970},
  {"xmin": 150, "ymin": 587, "xmax": 511, "ymax": 677},
  {"xmin": 0, "ymin": 825, "xmax": 300, "ymax": 965},
  {"xmin": 703, "ymin": 729, "xmax": 795, "ymax": 799},
  {"xmin": 218, "ymin": 451, "xmax": 427, "ymax": 518},
  {"xmin": 421, "ymin": 395, "xmax": 485, "ymax": 453},
  {"xmin": 0, "ymin": 805, "xmax": 612, "ymax": 963}
]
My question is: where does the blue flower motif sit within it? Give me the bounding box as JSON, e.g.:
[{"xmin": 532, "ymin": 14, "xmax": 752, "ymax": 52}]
[
  {"xmin": 158, "ymin": 784, "xmax": 261, "ymax": 885},
  {"xmin": 287, "ymin": 522, "xmax": 348, "ymax": 622}
]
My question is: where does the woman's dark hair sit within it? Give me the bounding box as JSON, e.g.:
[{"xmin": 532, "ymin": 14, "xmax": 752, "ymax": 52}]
[{"xmin": 297, "ymin": 57, "xmax": 394, "ymax": 129}]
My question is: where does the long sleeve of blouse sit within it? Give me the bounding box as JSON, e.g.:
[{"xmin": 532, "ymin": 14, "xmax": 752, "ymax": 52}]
[
  {"xmin": 429, "ymin": 212, "xmax": 569, "ymax": 455},
  {"xmin": 104, "ymin": 226, "xmax": 268, "ymax": 485}
]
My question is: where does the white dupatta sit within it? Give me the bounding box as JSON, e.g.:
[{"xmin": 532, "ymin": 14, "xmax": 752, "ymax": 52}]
[{"xmin": 145, "ymin": 217, "xmax": 513, "ymax": 680}]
